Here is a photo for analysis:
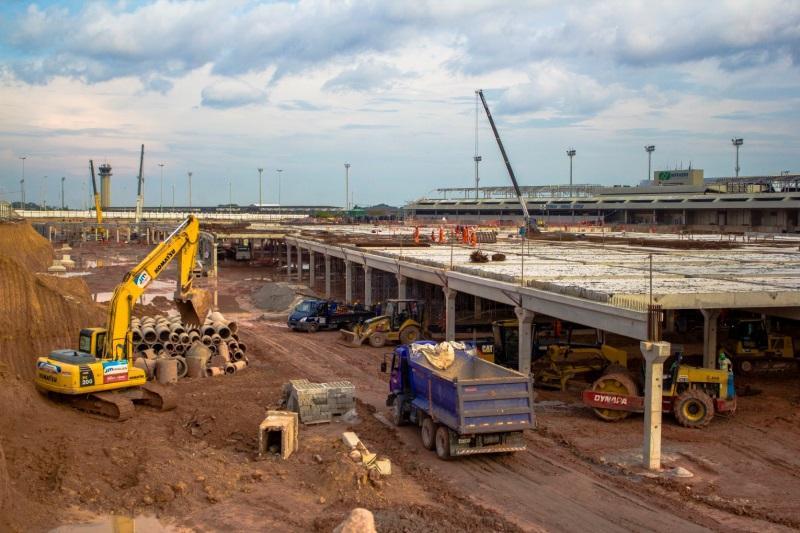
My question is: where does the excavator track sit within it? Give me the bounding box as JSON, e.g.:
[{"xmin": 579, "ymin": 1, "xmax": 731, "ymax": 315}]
[
  {"xmin": 65, "ymin": 392, "xmax": 136, "ymax": 421},
  {"xmin": 139, "ymin": 382, "xmax": 178, "ymax": 411}
]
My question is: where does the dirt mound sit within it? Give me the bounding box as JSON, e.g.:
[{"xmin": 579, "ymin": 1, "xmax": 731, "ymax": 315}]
[
  {"xmin": 252, "ymin": 282, "xmax": 302, "ymax": 312},
  {"xmin": 0, "ymin": 255, "xmax": 106, "ymax": 379},
  {"xmin": 0, "ymin": 220, "xmax": 53, "ymax": 271}
]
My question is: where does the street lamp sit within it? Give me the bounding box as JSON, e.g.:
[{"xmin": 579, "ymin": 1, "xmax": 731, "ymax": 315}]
[
  {"xmin": 187, "ymin": 172, "xmax": 192, "ymax": 209},
  {"xmin": 158, "ymin": 163, "xmax": 165, "ymax": 214},
  {"xmin": 344, "ymin": 163, "xmax": 351, "ymax": 210},
  {"xmin": 42, "ymin": 175, "xmax": 47, "ymax": 211},
  {"xmin": 566, "ymin": 149, "xmax": 576, "ymax": 187},
  {"xmin": 645, "ymin": 145, "xmax": 655, "ymax": 184},
  {"xmin": 18, "ymin": 156, "xmax": 26, "ymax": 206},
  {"xmin": 257, "ymin": 168, "xmax": 263, "ymax": 207},
  {"xmin": 276, "ymin": 168, "xmax": 283, "ymax": 207},
  {"xmin": 732, "ymin": 138, "xmax": 743, "ymax": 177},
  {"xmin": 61, "ymin": 177, "xmax": 65, "ymax": 209}
]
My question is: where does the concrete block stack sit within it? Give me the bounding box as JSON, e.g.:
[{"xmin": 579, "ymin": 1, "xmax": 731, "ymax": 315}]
[{"xmin": 284, "ymin": 379, "xmax": 356, "ymax": 424}]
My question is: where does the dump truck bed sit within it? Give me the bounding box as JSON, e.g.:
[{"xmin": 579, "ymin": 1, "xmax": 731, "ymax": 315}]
[{"xmin": 408, "ymin": 348, "xmax": 534, "ymax": 435}]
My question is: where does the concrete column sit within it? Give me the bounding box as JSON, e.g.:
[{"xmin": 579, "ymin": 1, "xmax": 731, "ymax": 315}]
[
  {"xmin": 514, "ymin": 307, "xmax": 535, "ymax": 374},
  {"xmin": 324, "ymin": 254, "xmax": 331, "ymax": 299},
  {"xmin": 396, "ymin": 274, "xmax": 407, "ymax": 300},
  {"xmin": 212, "ymin": 240, "xmax": 219, "ymax": 308},
  {"xmin": 127, "ymin": 227, "xmax": 131, "ymax": 242},
  {"xmin": 443, "ymin": 287, "xmax": 457, "ymax": 341},
  {"xmin": 296, "ymin": 246, "xmax": 302, "ymax": 282},
  {"xmin": 664, "ymin": 310, "xmax": 676, "ymax": 334},
  {"xmin": 474, "ymin": 295, "xmax": 483, "ymax": 320},
  {"xmin": 345, "ymin": 261, "xmax": 353, "ymax": 303},
  {"xmin": 309, "ymin": 251, "xmax": 316, "ymax": 289},
  {"xmin": 116, "ymin": 228, "xmax": 120, "ymax": 243},
  {"xmin": 286, "ymin": 242, "xmax": 292, "ymax": 280},
  {"xmin": 363, "ymin": 266, "xmax": 373, "ymax": 307},
  {"xmin": 640, "ymin": 340, "xmax": 671, "ymax": 470},
  {"xmin": 701, "ymin": 309, "xmax": 721, "ymax": 369}
]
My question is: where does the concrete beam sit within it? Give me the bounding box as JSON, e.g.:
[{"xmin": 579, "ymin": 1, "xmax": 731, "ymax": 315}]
[{"xmin": 345, "ymin": 260, "xmax": 353, "ymax": 304}]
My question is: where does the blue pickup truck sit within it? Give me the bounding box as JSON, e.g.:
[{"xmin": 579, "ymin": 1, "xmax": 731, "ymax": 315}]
[
  {"xmin": 383, "ymin": 342, "xmax": 535, "ymax": 459},
  {"xmin": 288, "ymin": 299, "xmax": 374, "ymax": 332}
]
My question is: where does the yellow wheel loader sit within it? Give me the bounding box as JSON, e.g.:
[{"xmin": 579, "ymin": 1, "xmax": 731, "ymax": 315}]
[
  {"xmin": 724, "ymin": 318, "xmax": 795, "ymax": 373},
  {"xmin": 34, "ymin": 216, "xmax": 211, "ymax": 420},
  {"xmin": 340, "ymin": 299, "xmax": 425, "ymax": 348}
]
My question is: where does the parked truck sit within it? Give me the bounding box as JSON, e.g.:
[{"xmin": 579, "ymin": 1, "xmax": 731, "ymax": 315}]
[
  {"xmin": 288, "ymin": 299, "xmax": 374, "ymax": 332},
  {"xmin": 383, "ymin": 341, "xmax": 535, "ymax": 459}
]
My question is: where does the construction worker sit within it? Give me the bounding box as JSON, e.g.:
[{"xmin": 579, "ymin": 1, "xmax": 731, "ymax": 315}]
[{"xmin": 718, "ymin": 349, "xmax": 732, "ymax": 372}]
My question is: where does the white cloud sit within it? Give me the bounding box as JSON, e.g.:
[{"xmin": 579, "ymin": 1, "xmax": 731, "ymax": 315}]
[{"xmin": 200, "ymin": 79, "xmax": 266, "ymax": 109}]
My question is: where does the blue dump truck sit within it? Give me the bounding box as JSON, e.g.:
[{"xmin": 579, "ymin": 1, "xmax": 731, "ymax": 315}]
[
  {"xmin": 287, "ymin": 299, "xmax": 375, "ymax": 332},
  {"xmin": 383, "ymin": 341, "xmax": 535, "ymax": 459}
]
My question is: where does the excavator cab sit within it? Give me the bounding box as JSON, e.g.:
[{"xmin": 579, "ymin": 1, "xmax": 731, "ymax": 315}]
[{"xmin": 78, "ymin": 328, "xmax": 107, "ymax": 357}]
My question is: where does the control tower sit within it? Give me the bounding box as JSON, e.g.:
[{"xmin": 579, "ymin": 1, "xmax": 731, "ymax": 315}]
[{"xmin": 98, "ymin": 163, "xmax": 112, "ymax": 209}]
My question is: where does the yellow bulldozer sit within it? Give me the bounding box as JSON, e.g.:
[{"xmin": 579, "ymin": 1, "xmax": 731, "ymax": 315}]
[
  {"xmin": 34, "ymin": 215, "xmax": 211, "ymax": 420},
  {"xmin": 724, "ymin": 317, "xmax": 795, "ymax": 373},
  {"xmin": 340, "ymin": 299, "xmax": 425, "ymax": 347}
]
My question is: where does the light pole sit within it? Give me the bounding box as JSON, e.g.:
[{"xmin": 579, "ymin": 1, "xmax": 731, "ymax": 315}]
[
  {"xmin": 41, "ymin": 176, "xmax": 47, "ymax": 211},
  {"xmin": 19, "ymin": 156, "xmax": 26, "ymax": 206},
  {"xmin": 187, "ymin": 172, "xmax": 192, "ymax": 209},
  {"xmin": 645, "ymin": 145, "xmax": 655, "ymax": 184},
  {"xmin": 257, "ymin": 168, "xmax": 263, "ymax": 207},
  {"xmin": 61, "ymin": 176, "xmax": 65, "ymax": 209},
  {"xmin": 566, "ymin": 149, "xmax": 576, "ymax": 187},
  {"xmin": 158, "ymin": 163, "xmax": 165, "ymax": 214},
  {"xmin": 344, "ymin": 163, "xmax": 350, "ymax": 211},
  {"xmin": 276, "ymin": 169, "xmax": 283, "ymax": 215},
  {"xmin": 732, "ymin": 138, "xmax": 743, "ymax": 177},
  {"xmin": 228, "ymin": 180, "xmax": 232, "ymax": 214},
  {"xmin": 19, "ymin": 179, "xmax": 24, "ymax": 206}
]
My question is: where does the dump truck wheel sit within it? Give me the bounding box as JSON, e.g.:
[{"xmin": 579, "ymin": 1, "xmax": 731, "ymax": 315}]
[
  {"xmin": 421, "ymin": 417, "xmax": 436, "ymax": 450},
  {"xmin": 589, "ymin": 372, "xmax": 637, "ymax": 422},
  {"xmin": 674, "ymin": 388, "xmax": 715, "ymax": 428},
  {"xmin": 369, "ymin": 332, "xmax": 387, "ymax": 348},
  {"xmin": 391, "ymin": 396, "xmax": 406, "ymax": 426},
  {"xmin": 434, "ymin": 425, "xmax": 452, "ymax": 460},
  {"xmin": 400, "ymin": 326, "xmax": 421, "ymax": 345}
]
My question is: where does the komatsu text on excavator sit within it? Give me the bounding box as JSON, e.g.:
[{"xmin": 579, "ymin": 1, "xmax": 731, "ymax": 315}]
[{"xmin": 34, "ymin": 216, "xmax": 211, "ymax": 420}]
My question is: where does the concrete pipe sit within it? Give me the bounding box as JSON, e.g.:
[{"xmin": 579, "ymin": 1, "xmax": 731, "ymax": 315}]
[
  {"xmin": 171, "ymin": 324, "xmax": 186, "ymax": 336},
  {"xmin": 206, "ymin": 367, "xmax": 224, "ymax": 377},
  {"xmin": 141, "ymin": 317, "xmax": 155, "ymax": 326},
  {"xmin": 174, "ymin": 356, "xmax": 188, "ymax": 379},
  {"xmin": 142, "ymin": 348, "xmax": 157, "ymax": 360},
  {"xmin": 217, "ymin": 343, "xmax": 231, "ymax": 362},
  {"xmin": 201, "ymin": 335, "xmax": 213, "ymax": 346},
  {"xmin": 211, "ymin": 334, "xmax": 222, "ymax": 346},
  {"xmin": 175, "ymin": 343, "xmax": 187, "ymax": 354},
  {"xmin": 142, "ymin": 326, "xmax": 157, "ymax": 343},
  {"xmin": 157, "ymin": 349, "xmax": 170, "ymax": 359},
  {"xmin": 186, "ymin": 341, "xmax": 211, "ymax": 360},
  {"xmin": 156, "ymin": 358, "xmax": 178, "ymax": 384},
  {"xmin": 209, "ymin": 344, "xmax": 218, "ymax": 355},
  {"xmin": 156, "ymin": 324, "xmax": 172, "ymax": 342},
  {"xmin": 202, "ymin": 324, "xmax": 216, "ymax": 337},
  {"xmin": 225, "ymin": 361, "xmax": 247, "ymax": 375},
  {"xmin": 135, "ymin": 342, "xmax": 149, "ymax": 353},
  {"xmin": 168, "ymin": 331, "xmax": 179, "ymax": 343},
  {"xmin": 237, "ymin": 341, "xmax": 247, "ymax": 354},
  {"xmin": 132, "ymin": 329, "xmax": 143, "ymax": 343},
  {"xmin": 151, "ymin": 343, "xmax": 164, "ymax": 353},
  {"xmin": 186, "ymin": 356, "xmax": 207, "ymax": 378},
  {"xmin": 210, "ymin": 311, "xmax": 226, "ymax": 323},
  {"xmin": 232, "ymin": 333, "xmax": 239, "ymax": 342},
  {"xmin": 179, "ymin": 333, "xmax": 191, "ymax": 345},
  {"xmin": 228, "ymin": 321, "xmax": 238, "ymax": 335},
  {"xmin": 226, "ymin": 341, "xmax": 239, "ymax": 352},
  {"xmin": 212, "ymin": 322, "xmax": 231, "ymax": 339},
  {"xmin": 134, "ymin": 358, "xmax": 156, "ymax": 380},
  {"xmin": 164, "ymin": 342, "xmax": 176, "ymax": 353},
  {"xmin": 230, "ymin": 350, "xmax": 244, "ymax": 362},
  {"xmin": 188, "ymin": 330, "xmax": 201, "ymax": 343}
]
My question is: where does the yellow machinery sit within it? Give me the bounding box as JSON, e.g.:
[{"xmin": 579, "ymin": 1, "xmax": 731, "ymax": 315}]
[
  {"xmin": 341, "ymin": 299, "xmax": 425, "ymax": 347},
  {"xmin": 35, "ymin": 215, "xmax": 211, "ymax": 420},
  {"xmin": 584, "ymin": 353, "xmax": 736, "ymax": 428},
  {"xmin": 89, "ymin": 160, "xmax": 103, "ymax": 225},
  {"xmin": 725, "ymin": 318, "xmax": 795, "ymax": 373},
  {"xmin": 480, "ymin": 319, "xmax": 627, "ymax": 390}
]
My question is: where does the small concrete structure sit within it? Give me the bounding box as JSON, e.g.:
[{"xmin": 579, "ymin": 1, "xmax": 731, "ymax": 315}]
[
  {"xmin": 47, "ymin": 260, "xmax": 66, "ymax": 272},
  {"xmin": 285, "ymin": 379, "xmax": 356, "ymax": 424},
  {"xmin": 640, "ymin": 341, "xmax": 671, "ymax": 470},
  {"xmin": 258, "ymin": 410, "xmax": 299, "ymax": 460},
  {"xmin": 60, "ymin": 254, "xmax": 76, "ymax": 268}
]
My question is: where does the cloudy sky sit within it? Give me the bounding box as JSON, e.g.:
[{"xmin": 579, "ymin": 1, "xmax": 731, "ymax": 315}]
[{"xmin": 1, "ymin": 0, "xmax": 799, "ymax": 208}]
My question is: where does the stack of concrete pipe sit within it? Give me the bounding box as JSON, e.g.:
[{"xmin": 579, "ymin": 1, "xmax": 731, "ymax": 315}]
[{"xmin": 131, "ymin": 311, "xmax": 248, "ymax": 382}]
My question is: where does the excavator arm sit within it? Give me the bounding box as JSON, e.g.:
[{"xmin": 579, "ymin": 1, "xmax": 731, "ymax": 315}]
[
  {"xmin": 103, "ymin": 215, "xmax": 211, "ymax": 360},
  {"xmin": 89, "ymin": 160, "xmax": 103, "ymax": 225}
]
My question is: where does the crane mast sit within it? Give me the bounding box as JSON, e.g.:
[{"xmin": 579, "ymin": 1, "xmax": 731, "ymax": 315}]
[
  {"xmin": 135, "ymin": 144, "xmax": 145, "ymax": 225},
  {"xmin": 475, "ymin": 89, "xmax": 532, "ymax": 229},
  {"xmin": 89, "ymin": 160, "xmax": 103, "ymax": 225}
]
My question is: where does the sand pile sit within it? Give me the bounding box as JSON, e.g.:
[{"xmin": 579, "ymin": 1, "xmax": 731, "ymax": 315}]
[
  {"xmin": 0, "ymin": 220, "xmax": 53, "ymax": 271},
  {"xmin": 0, "ymin": 222, "xmax": 105, "ymax": 380},
  {"xmin": 252, "ymin": 282, "xmax": 302, "ymax": 312}
]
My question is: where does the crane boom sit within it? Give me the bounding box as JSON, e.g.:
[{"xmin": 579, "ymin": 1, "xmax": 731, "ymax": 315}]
[
  {"xmin": 135, "ymin": 144, "xmax": 144, "ymax": 225},
  {"xmin": 476, "ymin": 89, "xmax": 531, "ymax": 227},
  {"xmin": 89, "ymin": 159, "xmax": 103, "ymax": 224}
]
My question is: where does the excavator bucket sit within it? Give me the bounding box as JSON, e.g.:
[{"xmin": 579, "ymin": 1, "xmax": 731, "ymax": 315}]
[
  {"xmin": 340, "ymin": 327, "xmax": 365, "ymax": 346},
  {"xmin": 175, "ymin": 288, "xmax": 212, "ymax": 327}
]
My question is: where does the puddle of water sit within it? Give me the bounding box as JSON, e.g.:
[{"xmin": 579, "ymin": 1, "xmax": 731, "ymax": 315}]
[{"xmin": 50, "ymin": 515, "xmax": 174, "ymax": 532}]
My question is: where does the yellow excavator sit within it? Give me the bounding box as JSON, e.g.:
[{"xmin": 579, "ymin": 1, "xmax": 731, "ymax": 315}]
[{"xmin": 34, "ymin": 215, "xmax": 211, "ymax": 420}]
